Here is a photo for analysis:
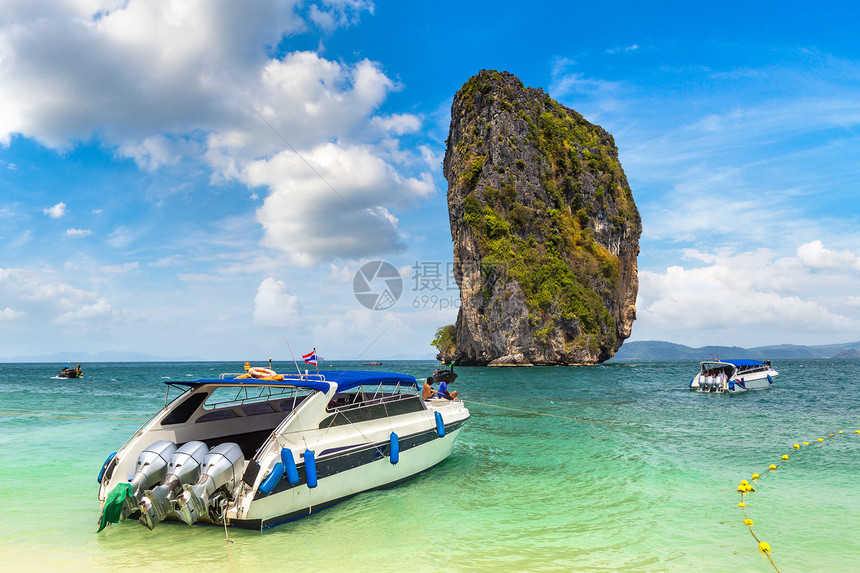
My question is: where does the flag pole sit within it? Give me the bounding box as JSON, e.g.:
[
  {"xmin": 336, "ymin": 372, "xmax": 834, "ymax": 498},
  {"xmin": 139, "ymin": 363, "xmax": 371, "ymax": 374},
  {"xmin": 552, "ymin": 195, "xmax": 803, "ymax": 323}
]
[
  {"xmin": 284, "ymin": 336, "xmax": 301, "ymax": 375},
  {"xmin": 314, "ymin": 347, "xmax": 320, "ymax": 375}
]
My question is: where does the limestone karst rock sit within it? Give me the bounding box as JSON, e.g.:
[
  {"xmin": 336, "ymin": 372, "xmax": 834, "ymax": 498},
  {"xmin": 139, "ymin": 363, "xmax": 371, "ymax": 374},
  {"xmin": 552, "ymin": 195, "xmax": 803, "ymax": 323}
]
[{"xmin": 440, "ymin": 70, "xmax": 641, "ymax": 365}]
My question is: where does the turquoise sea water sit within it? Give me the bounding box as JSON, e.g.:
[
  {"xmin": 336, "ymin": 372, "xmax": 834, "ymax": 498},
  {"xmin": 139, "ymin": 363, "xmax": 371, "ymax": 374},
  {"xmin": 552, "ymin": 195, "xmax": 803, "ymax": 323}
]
[{"xmin": 1, "ymin": 359, "xmax": 858, "ymax": 572}]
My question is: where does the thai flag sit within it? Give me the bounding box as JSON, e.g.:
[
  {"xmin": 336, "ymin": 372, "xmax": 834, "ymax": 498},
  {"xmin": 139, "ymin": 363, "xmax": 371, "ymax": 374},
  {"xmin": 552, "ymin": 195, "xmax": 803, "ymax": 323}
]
[{"xmin": 302, "ymin": 350, "xmax": 318, "ymax": 365}]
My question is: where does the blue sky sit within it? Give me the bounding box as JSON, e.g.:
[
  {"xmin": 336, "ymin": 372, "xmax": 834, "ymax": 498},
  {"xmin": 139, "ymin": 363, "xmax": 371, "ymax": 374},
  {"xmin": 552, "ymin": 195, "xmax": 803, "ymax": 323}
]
[{"xmin": 2, "ymin": 1, "xmax": 860, "ymax": 361}]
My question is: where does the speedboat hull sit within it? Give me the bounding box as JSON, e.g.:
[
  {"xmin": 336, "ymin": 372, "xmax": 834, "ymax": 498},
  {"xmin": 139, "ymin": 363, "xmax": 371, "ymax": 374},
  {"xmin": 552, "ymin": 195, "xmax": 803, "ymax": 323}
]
[
  {"xmin": 97, "ymin": 369, "xmax": 470, "ymax": 531},
  {"xmin": 234, "ymin": 415, "xmax": 466, "ymax": 529}
]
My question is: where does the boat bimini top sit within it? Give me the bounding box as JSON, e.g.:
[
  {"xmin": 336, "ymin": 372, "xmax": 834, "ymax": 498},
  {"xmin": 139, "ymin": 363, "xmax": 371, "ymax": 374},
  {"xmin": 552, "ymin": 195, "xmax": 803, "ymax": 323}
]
[{"xmin": 169, "ymin": 370, "xmax": 418, "ymax": 393}]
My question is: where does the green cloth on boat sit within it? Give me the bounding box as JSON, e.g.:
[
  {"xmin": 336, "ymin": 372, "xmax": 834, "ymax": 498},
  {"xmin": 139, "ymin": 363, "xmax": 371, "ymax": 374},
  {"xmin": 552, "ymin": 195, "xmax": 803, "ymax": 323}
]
[{"xmin": 97, "ymin": 483, "xmax": 132, "ymax": 532}]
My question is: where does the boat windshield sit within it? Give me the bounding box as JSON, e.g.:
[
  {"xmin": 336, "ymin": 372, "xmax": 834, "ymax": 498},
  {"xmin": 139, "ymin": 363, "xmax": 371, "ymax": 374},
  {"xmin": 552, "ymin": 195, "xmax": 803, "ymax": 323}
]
[
  {"xmin": 203, "ymin": 384, "xmax": 316, "ymax": 410},
  {"xmin": 699, "ymin": 362, "xmax": 734, "ymax": 376}
]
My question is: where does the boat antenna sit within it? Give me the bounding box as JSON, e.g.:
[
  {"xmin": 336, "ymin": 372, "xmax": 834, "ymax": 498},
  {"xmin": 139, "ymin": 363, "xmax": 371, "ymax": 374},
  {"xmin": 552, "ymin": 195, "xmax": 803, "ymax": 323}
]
[{"xmin": 283, "ymin": 336, "xmax": 302, "ymax": 375}]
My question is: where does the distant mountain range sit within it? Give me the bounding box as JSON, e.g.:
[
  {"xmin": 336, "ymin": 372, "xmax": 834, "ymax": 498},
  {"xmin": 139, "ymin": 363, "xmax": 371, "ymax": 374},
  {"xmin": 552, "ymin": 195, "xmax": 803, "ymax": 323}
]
[{"xmin": 609, "ymin": 340, "xmax": 860, "ymax": 361}]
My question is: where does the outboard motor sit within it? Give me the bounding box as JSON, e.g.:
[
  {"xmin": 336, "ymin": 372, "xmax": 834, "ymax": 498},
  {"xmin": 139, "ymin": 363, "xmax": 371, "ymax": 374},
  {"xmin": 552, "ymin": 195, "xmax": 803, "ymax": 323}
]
[
  {"xmin": 138, "ymin": 441, "xmax": 209, "ymax": 530},
  {"xmin": 119, "ymin": 440, "xmax": 177, "ymax": 521},
  {"xmin": 176, "ymin": 442, "xmax": 245, "ymax": 525}
]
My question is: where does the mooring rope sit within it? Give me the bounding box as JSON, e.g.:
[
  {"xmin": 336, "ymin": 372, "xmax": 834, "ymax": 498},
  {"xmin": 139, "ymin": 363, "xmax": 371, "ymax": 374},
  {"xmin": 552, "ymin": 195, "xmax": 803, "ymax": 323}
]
[
  {"xmin": 461, "ymin": 399, "xmax": 636, "ymax": 427},
  {"xmin": 221, "ymin": 503, "xmax": 235, "ymax": 573},
  {"xmin": 735, "ymin": 429, "xmax": 859, "ymax": 572}
]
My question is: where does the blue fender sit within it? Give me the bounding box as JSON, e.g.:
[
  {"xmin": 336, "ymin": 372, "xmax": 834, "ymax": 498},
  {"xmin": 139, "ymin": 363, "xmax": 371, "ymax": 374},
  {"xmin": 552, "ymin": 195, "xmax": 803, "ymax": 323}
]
[
  {"xmin": 258, "ymin": 462, "xmax": 284, "ymax": 495},
  {"xmin": 390, "ymin": 432, "xmax": 399, "ymax": 465},
  {"xmin": 435, "ymin": 411, "xmax": 445, "ymax": 437},
  {"xmin": 97, "ymin": 452, "xmax": 116, "ymax": 483},
  {"xmin": 281, "ymin": 448, "xmax": 299, "ymax": 485},
  {"xmin": 304, "ymin": 449, "xmax": 318, "ymax": 488},
  {"xmin": 767, "ymin": 374, "xmax": 773, "ymax": 384}
]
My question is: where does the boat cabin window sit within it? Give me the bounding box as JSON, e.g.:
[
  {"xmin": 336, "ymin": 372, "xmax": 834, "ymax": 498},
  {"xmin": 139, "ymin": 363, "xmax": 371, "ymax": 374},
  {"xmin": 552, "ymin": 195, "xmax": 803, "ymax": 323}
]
[{"xmin": 320, "ymin": 383, "xmax": 424, "ymax": 428}]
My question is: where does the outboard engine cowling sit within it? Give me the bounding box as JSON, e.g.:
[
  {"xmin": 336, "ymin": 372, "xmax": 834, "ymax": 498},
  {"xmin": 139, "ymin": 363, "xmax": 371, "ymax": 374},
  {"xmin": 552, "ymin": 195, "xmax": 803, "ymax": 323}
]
[
  {"xmin": 138, "ymin": 441, "xmax": 209, "ymax": 530},
  {"xmin": 120, "ymin": 440, "xmax": 177, "ymax": 521},
  {"xmin": 176, "ymin": 442, "xmax": 245, "ymax": 525}
]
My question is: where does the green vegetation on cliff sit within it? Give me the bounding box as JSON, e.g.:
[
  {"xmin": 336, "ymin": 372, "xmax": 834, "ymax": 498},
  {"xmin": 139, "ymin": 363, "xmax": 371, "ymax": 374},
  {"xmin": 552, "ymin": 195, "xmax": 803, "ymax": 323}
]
[
  {"xmin": 450, "ymin": 72, "xmax": 637, "ymax": 348},
  {"xmin": 431, "ymin": 324, "xmax": 457, "ymax": 356}
]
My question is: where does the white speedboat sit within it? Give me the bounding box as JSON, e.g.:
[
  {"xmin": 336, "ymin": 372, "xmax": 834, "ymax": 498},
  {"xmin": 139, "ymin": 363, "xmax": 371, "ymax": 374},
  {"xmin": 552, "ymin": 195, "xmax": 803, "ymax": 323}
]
[
  {"xmin": 689, "ymin": 359, "xmax": 778, "ymax": 393},
  {"xmin": 97, "ymin": 369, "xmax": 470, "ymax": 531}
]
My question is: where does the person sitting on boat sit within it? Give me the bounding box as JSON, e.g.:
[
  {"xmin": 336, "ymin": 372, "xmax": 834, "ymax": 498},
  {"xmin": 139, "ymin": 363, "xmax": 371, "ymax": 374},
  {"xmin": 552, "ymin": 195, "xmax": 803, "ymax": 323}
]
[
  {"xmin": 422, "ymin": 377, "xmax": 436, "ymax": 400},
  {"xmin": 435, "ymin": 379, "xmax": 458, "ymax": 400}
]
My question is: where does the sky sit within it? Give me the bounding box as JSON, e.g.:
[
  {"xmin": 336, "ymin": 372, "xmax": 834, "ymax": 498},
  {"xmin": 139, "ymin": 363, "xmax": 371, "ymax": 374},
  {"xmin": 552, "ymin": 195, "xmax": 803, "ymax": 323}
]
[{"xmin": 1, "ymin": 1, "xmax": 860, "ymax": 361}]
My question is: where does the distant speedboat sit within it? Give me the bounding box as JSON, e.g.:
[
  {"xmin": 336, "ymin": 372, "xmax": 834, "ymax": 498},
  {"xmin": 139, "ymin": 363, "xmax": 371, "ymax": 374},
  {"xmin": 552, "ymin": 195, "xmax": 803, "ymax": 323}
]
[
  {"xmin": 58, "ymin": 364, "xmax": 82, "ymax": 378},
  {"xmin": 97, "ymin": 368, "xmax": 470, "ymax": 531},
  {"xmin": 689, "ymin": 359, "xmax": 778, "ymax": 393},
  {"xmin": 361, "ymin": 361, "xmax": 383, "ymax": 366}
]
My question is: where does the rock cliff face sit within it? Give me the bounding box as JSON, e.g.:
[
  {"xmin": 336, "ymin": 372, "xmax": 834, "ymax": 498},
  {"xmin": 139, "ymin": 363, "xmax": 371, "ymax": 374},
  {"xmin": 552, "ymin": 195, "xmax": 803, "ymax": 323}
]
[{"xmin": 441, "ymin": 70, "xmax": 641, "ymax": 365}]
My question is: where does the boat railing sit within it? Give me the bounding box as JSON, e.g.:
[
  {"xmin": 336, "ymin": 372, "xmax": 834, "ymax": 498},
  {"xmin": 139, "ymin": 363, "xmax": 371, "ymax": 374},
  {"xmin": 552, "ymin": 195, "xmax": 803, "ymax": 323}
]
[{"xmin": 217, "ymin": 371, "xmax": 329, "ymax": 381}]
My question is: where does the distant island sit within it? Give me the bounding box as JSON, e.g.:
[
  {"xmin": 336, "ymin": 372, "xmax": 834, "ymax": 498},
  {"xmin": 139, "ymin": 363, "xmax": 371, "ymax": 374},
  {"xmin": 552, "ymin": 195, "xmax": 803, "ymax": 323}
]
[{"xmin": 608, "ymin": 340, "xmax": 860, "ymax": 361}]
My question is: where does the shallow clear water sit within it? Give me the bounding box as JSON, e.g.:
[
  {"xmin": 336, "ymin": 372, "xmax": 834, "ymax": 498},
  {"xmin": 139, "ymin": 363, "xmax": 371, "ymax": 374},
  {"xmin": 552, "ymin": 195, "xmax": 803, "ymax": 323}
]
[{"xmin": 1, "ymin": 359, "xmax": 857, "ymax": 572}]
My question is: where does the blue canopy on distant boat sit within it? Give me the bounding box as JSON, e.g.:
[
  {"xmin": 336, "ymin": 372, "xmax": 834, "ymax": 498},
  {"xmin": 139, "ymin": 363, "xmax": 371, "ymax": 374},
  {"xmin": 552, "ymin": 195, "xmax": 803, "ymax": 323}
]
[
  {"xmin": 170, "ymin": 370, "xmax": 417, "ymax": 393},
  {"xmin": 722, "ymin": 359, "xmax": 767, "ymax": 366}
]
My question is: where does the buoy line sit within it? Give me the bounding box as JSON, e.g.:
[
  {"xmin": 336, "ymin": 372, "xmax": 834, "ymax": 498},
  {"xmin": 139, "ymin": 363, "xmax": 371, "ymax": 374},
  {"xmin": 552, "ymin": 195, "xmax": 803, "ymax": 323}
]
[
  {"xmin": 0, "ymin": 407, "xmax": 150, "ymax": 420},
  {"xmin": 461, "ymin": 400, "xmax": 637, "ymax": 427},
  {"xmin": 735, "ymin": 429, "xmax": 858, "ymax": 572}
]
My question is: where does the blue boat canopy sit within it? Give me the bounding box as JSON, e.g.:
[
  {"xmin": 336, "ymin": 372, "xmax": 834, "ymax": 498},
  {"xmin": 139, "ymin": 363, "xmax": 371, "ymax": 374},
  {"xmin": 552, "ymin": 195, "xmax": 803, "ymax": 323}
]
[
  {"xmin": 169, "ymin": 370, "xmax": 417, "ymax": 393},
  {"xmin": 722, "ymin": 359, "xmax": 767, "ymax": 366},
  {"xmin": 322, "ymin": 370, "xmax": 418, "ymax": 392}
]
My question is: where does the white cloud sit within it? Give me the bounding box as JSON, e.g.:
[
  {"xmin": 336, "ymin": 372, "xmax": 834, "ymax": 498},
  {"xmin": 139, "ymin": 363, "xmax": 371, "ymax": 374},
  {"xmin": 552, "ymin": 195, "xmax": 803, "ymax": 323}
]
[
  {"xmin": 65, "ymin": 228, "xmax": 93, "ymax": 238},
  {"xmin": 253, "ymin": 277, "xmax": 302, "ymax": 327},
  {"xmin": 0, "ymin": 307, "xmax": 24, "ymax": 320},
  {"xmin": 44, "ymin": 202, "xmax": 67, "ymax": 218},
  {"xmin": 307, "ymin": 0, "xmax": 373, "ymax": 31},
  {"xmin": 107, "ymin": 225, "xmax": 138, "ymax": 249},
  {"xmin": 0, "ymin": 267, "xmax": 121, "ymax": 329},
  {"xmin": 246, "ymin": 142, "xmax": 434, "ymax": 265},
  {"xmin": 1, "ymin": 3, "xmax": 434, "ymax": 265},
  {"xmin": 797, "ymin": 240, "xmax": 860, "ymax": 272},
  {"xmin": 52, "ymin": 298, "xmax": 113, "ymax": 324},
  {"xmin": 634, "ymin": 243, "xmax": 860, "ymax": 346},
  {"xmin": 100, "ymin": 262, "xmax": 140, "ymax": 273}
]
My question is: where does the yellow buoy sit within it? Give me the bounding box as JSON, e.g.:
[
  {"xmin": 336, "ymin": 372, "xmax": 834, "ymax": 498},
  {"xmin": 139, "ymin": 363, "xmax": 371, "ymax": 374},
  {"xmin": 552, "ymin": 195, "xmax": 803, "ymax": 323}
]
[
  {"xmin": 759, "ymin": 542, "xmax": 771, "ymax": 553},
  {"xmin": 838, "ymin": 430, "xmax": 844, "ymax": 434},
  {"xmin": 793, "ymin": 443, "xmax": 800, "ymax": 449},
  {"xmin": 738, "ymin": 502, "xmax": 746, "ymax": 507},
  {"xmin": 803, "ymin": 442, "xmax": 809, "ymax": 445},
  {"xmin": 739, "ymin": 480, "xmax": 749, "ymax": 486},
  {"xmin": 818, "ymin": 438, "xmax": 824, "ymax": 442},
  {"xmin": 751, "ymin": 473, "xmax": 760, "ymax": 480},
  {"xmin": 744, "ymin": 518, "xmax": 754, "ymax": 526},
  {"xmin": 737, "ymin": 484, "xmax": 746, "ymax": 492},
  {"xmin": 781, "ymin": 454, "xmax": 789, "ymax": 460},
  {"xmin": 856, "ymin": 430, "xmax": 860, "ymax": 434},
  {"xmin": 829, "ymin": 434, "xmax": 835, "ymax": 438},
  {"xmin": 769, "ymin": 464, "xmax": 777, "ymax": 470}
]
